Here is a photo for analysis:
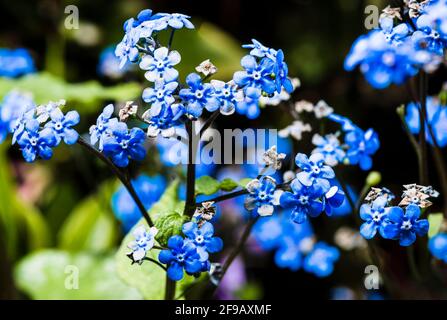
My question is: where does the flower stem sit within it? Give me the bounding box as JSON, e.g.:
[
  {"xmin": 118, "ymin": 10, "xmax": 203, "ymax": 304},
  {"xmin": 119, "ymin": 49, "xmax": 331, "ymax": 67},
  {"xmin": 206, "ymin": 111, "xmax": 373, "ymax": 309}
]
[
  {"xmin": 199, "ymin": 110, "xmax": 219, "ymax": 137},
  {"xmin": 77, "ymin": 137, "xmax": 154, "ymax": 227},
  {"xmin": 212, "ymin": 216, "xmax": 259, "ymax": 297},
  {"xmin": 418, "ymin": 72, "xmax": 429, "ymax": 185},
  {"xmin": 184, "ymin": 120, "xmax": 197, "ymax": 218},
  {"xmin": 168, "ymin": 29, "xmax": 176, "ymax": 51},
  {"xmin": 164, "ymin": 276, "xmax": 176, "ymax": 300}
]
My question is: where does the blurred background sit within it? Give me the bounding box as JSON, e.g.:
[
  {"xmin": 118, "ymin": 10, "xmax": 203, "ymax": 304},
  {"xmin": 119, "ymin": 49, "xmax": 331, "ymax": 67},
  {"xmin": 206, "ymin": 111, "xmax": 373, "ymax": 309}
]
[{"xmin": 0, "ymin": 0, "xmax": 446, "ymax": 300}]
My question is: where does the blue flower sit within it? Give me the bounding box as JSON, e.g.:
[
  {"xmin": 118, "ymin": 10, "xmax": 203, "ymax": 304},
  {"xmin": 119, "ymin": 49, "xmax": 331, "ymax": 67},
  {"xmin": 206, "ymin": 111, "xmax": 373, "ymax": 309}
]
[
  {"xmin": 311, "ymin": 133, "xmax": 346, "ymax": 167},
  {"xmin": 210, "ymin": 80, "xmax": 244, "ymax": 116},
  {"xmin": 382, "ymin": 204, "xmax": 429, "ymax": 246},
  {"xmin": 17, "ymin": 119, "xmax": 57, "ymax": 162},
  {"xmin": 303, "ymin": 242, "xmax": 340, "ymax": 278},
  {"xmin": 235, "ymin": 86, "xmax": 262, "ymax": 119},
  {"xmin": 359, "ymin": 195, "xmax": 390, "ymax": 239},
  {"xmin": 145, "ymin": 103, "xmax": 185, "ymax": 138},
  {"xmin": 280, "ymin": 179, "xmax": 325, "ymax": 224},
  {"xmin": 295, "ymin": 153, "xmax": 335, "ymax": 192},
  {"xmin": 44, "ymin": 108, "xmax": 80, "ymax": 145},
  {"xmin": 405, "ymin": 97, "xmax": 447, "ymax": 147},
  {"xmin": 380, "ymin": 17, "xmax": 410, "ymax": 45},
  {"xmin": 179, "ymin": 73, "xmax": 220, "ymax": 117},
  {"xmin": 324, "ymin": 186, "xmax": 345, "ymax": 216},
  {"xmin": 242, "ymin": 39, "xmax": 277, "ymax": 59},
  {"xmin": 0, "ymin": 48, "xmax": 35, "ymax": 78},
  {"xmin": 345, "ymin": 128, "xmax": 380, "ymax": 171},
  {"xmin": 327, "ymin": 113, "xmax": 357, "ymax": 132},
  {"xmin": 139, "ymin": 47, "xmax": 181, "ymax": 82},
  {"xmin": 127, "ymin": 225, "xmax": 158, "ymax": 263},
  {"xmin": 273, "ymin": 49, "xmax": 293, "ymax": 93},
  {"xmin": 182, "ymin": 221, "xmax": 223, "ymax": 261},
  {"xmin": 102, "ymin": 122, "xmax": 147, "ymax": 167},
  {"xmin": 429, "ymin": 233, "xmax": 447, "ymax": 263},
  {"xmin": 233, "ymin": 55, "xmax": 276, "ymax": 95},
  {"xmin": 158, "ymin": 235, "xmax": 202, "ymax": 281},
  {"xmin": 244, "ymin": 176, "xmax": 282, "ymax": 217},
  {"xmin": 115, "ymin": 31, "xmax": 140, "ymax": 69},
  {"xmin": 112, "ymin": 174, "xmax": 166, "ymax": 232},
  {"xmin": 156, "ymin": 13, "xmax": 194, "ymax": 30},
  {"xmin": 412, "ymin": 10, "xmax": 447, "ymax": 56},
  {"xmin": 89, "ymin": 104, "xmax": 119, "ymax": 151},
  {"xmin": 344, "ymin": 31, "xmax": 428, "ymax": 89},
  {"xmin": 142, "ymin": 80, "xmax": 178, "ymax": 116}
]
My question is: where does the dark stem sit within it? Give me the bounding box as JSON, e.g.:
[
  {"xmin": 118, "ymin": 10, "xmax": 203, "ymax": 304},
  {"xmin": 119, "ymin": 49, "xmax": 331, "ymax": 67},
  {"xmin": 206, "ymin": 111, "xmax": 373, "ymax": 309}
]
[
  {"xmin": 212, "ymin": 216, "xmax": 259, "ymax": 296},
  {"xmin": 199, "ymin": 110, "xmax": 220, "ymax": 137},
  {"xmin": 184, "ymin": 120, "xmax": 197, "ymax": 217},
  {"xmin": 164, "ymin": 277, "xmax": 176, "ymax": 300},
  {"xmin": 418, "ymin": 72, "xmax": 429, "ymax": 185},
  {"xmin": 77, "ymin": 137, "xmax": 154, "ymax": 227},
  {"xmin": 142, "ymin": 257, "xmax": 167, "ymax": 271},
  {"xmin": 167, "ymin": 29, "xmax": 176, "ymax": 51},
  {"xmin": 196, "ymin": 189, "xmax": 248, "ymax": 207}
]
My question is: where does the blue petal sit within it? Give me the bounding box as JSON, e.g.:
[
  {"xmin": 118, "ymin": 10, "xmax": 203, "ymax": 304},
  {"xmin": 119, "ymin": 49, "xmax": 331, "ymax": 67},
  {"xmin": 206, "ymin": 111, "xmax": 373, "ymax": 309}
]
[{"xmin": 167, "ymin": 262, "xmax": 184, "ymax": 281}]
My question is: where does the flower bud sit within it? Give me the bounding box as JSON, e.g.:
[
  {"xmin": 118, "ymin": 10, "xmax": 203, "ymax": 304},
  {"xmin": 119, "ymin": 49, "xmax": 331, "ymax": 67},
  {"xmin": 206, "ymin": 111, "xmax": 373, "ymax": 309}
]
[{"xmin": 366, "ymin": 171, "xmax": 381, "ymax": 187}]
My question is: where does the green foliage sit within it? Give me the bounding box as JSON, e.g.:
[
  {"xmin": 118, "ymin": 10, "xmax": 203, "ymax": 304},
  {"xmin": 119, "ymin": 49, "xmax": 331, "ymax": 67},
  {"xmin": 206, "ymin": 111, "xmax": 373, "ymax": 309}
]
[
  {"xmin": 219, "ymin": 178, "xmax": 240, "ymax": 192},
  {"xmin": 239, "ymin": 178, "xmax": 253, "ymax": 188},
  {"xmin": 115, "ymin": 180, "xmax": 194, "ymax": 299},
  {"xmin": 14, "ymin": 249, "xmax": 142, "ymax": 299},
  {"xmin": 196, "ymin": 176, "xmax": 221, "ymax": 196},
  {"xmin": 0, "ymin": 72, "xmax": 141, "ymax": 114},
  {"xmin": 235, "ymin": 282, "xmax": 263, "ymax": 300},
  {"xmin": 428, "ymin": 213, "xmax": 444, "ymax": 238},
  {"xmin": 154, "ymin": 212, "xmax": 189, "ymax": 247}
]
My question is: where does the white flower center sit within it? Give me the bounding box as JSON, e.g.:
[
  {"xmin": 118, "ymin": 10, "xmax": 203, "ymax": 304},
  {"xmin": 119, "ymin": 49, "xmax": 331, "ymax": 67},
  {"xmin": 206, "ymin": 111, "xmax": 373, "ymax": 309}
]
[
  {"xmin": 401, "ymin": 220, "xmax": 412, "ymax": 230},
  {"xmin": 121, "ymin": 141, "xmax": 129, "ymax": 149},
  {"xmin": 253, "ymin": 71, "xmax": 261, "ymax": 80},
  {"xmin": 55, "ymin": 122, "xmax": 63, "ymax": 130},
  {"xmin": 195, "ymin": 90, "xmax": 204, "ymax": 99},
  {"xmin": 299, "ymin": 195, "xmax": 309, "ymax": 205},
  {"xmin": 30, "ymin": 137, "xmax": 38, "ymax": 146}
]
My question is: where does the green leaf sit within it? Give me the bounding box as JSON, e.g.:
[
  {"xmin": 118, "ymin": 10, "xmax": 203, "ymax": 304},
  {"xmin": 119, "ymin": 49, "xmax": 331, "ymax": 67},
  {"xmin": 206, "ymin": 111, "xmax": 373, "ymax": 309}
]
[
  {"xmin": 195, "ymin": 176, "xmax": 220, "ymax": 195},
  {"xmin": 219, "ymin": 178, "xmax": 239, "ymax": 192},
  {"xmin": 239, "ymin": 178, "xmax": 253, "ymax": 188},
  {"xmin": 0, "ymin": 72, "xmax": 141, "ymax": 114},
  {"xmin": 154, "ymin": 212, "xmax": 189, "ymax": 247},
  {"xmin": 115, "ymin": 180, "xmax": 194, "ymax": 299},
  {"xmin": 14, "ymin": 249, "xmax": 143, "ymax": 299},
  {"xmin": 428, "ymin": 213, "xmax": 444, "ymax": 238}
]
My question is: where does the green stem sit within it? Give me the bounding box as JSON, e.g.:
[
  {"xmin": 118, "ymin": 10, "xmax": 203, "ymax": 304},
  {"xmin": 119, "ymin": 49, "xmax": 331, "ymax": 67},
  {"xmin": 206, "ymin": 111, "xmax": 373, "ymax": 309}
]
[{"xmin": 77, "ymin": 138, "xmax": 154, "ymax": 227}]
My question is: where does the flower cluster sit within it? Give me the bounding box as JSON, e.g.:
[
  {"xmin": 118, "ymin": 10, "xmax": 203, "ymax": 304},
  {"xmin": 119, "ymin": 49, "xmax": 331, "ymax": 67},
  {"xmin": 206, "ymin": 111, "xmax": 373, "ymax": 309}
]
[
  {"xmin": 89, "ymin": 104, "xmax": 146, "ymax": 167},
  {"xmin": 280, "ymin": 152, "xmax": 345, "ymax": 224},
  {"xmin": 0, "ymin": 48, "xmax": 35, "ymax": 78},
  {"xmin": 2, "ymin": 95, "xmax": 80, "ymax": 162},
  {"xmin": 158, "ymin": 221, "xmax": 223, "ymax": 281},
  {"xmin": 325, "ymin": 113, "xmax": 380, "ymax": 170},
  {"xmin": 345, "ymin": 1, "xmax": 447, "ymax": 89},
  {"xmin": 253, "ymin": 212, "xmax": 340, "ymax": 277},
  {"xmin": 405, "ymin": 96, "xmax": 447, "ymax": 148},
  {"xmin": 359, "ymin": 184, "xmax": 436, "ymax": 246}
]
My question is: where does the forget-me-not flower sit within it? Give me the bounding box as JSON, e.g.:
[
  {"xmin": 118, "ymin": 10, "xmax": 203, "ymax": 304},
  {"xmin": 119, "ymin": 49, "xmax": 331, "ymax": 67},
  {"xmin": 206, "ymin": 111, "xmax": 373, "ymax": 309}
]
[
  {"xmin": 182, "ymin": 221, "xmax": 223, "ymax": 261},
  {"xmin": 89, "ymin": 104, "xmax": 119, "ymax": 151},
  {"xmin": 139, "ymin": 47, "xmax": 181, "ymax": 82},
  {"xmin": 359, "ymin": 195, "xmax": 390, "ymax": 239},
  {"xmin": 179, "ymin": 73, "xmax": 220, "ymax": 117},
  {"xmin": 233, "ymin": 55, "xmax": 276, "ymax": 95},
  {"xmin": 17, "ymin": 119, "xmax": 57, "ymax": 162},
  {"xmin": 44, "ymin": 108, "xmax": 80, "ymax": 145},
  {"xmin": 312, "ymin": 133, "xmax": 346, "ymax": 167},
  {"xmin": 244, "ymin": 176, "xmax": 283, "ymax": 217},
  {"xmin": 303, "ymin": 242, "xmax": 340, "ymax": 278},
  {"xmin": 127, "ymin": 225, "xmax": 158, "ymax": 264},
  {"xmin": 142, "ymin": 80, "xmax": 178, "ymax": 117},
  {"xmin": 295, "ymin": 152, "xmax": 335, "ymax": 193}
]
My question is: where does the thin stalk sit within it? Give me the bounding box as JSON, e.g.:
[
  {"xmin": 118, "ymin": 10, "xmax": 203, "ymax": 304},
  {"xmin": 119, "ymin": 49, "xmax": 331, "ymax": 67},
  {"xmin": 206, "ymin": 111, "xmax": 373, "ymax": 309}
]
[
  {"xmin": 168, "ymin": 29, "xmax": 176, "ymax": 51},
  {"xmin": 142, "ymin": 257, "xmax": 167, "ymax": 272},
  {"xmin": 164, "ymin": 277, "xmax": 176, "ymax": 300},
  {"xmin": 77, "ymin": 137, "xmax": 154, "ymax": 227},
  {"xmin": 184, "ymin": 120, "xmax": 197, "ymax": 217},
  {"xmin": 199, "ymin": 110, "xmax": 219, "ymax": 137},
  {"xmin": 196, "ymin": 189, "xmax": 249, "ymax": 207},
  {"xmin": 418, "ymin": 72, "xmax": 429, "ymax": 185},
  {"xmin": 212, "ymin": 217, "xmax": 259, "ymax": 296},
  {"xmin": 407, "ymin": 246, "xmax": 421, "ymax": 281}
]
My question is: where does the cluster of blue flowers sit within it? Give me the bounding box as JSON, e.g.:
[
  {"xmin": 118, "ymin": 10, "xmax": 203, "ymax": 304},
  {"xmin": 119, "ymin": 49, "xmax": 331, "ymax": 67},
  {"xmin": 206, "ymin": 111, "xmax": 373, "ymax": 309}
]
[
  {"xmin": 253, "ymin": 211, "xmax": 340, "ymax": 277},
  {"xmin": 0, "ymin": 48, "xmax": 35, "ymax": 78},
  {"xmin": 324, "ymin": 113, "xmax": 380, "ymax": 170},
  {"xmin": 405, "ymin": 96, "xmax": 447, "ymax": 148},
  {"xmin": 279, "ymin": 152, "xmax": 345, "ymax": 224},
  {"xmin": 429, "ymin": 233, "xmax": 447, "ymax": 263},
  {"xmin": 359, "ymin": 186, "xmax": 433, "ymax": 246},
  {"xmin": 345, "ymin": 0, "xmax": 447, "ymax": 89},
  {"xmin": 0, "ymin": 91, "xmax": 80, "ymax": 162},
  {"xmin": 159, "ymin": 221, "xmax": 223, "ymax": 281},
  {"xmin": 89, "ymin": 104, "xmax": 146, "ymax": 167}
]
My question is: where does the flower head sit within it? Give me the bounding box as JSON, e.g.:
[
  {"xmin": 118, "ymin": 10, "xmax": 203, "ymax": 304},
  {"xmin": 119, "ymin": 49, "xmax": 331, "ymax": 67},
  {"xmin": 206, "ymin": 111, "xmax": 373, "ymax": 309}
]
[
  {"xmin": 179, "ymin": 73, "xmax": 219, "ymax": 117},
  {"xmin": 158, "ymin": 235, "xmax": 203, "ymax": 281},
  {"xmin": 144, "ymin": 103, "xmax": 185, "ymax": 138},
  {"xmin": 399, "ymin": 183, "xmax": 438, "ymax": 208},
  {"xmin": 142, "ymin": 81, "xmax": 178, "ymax": 117},
  {"xmin": 233, "ymin": 55, "xmax": 276, "ymax": 95},
  {"xmin": 295, "ymin": 153, "xmax": 335, "ymax": 192},
  {"xmin": 193, "ymin": 201, "xmax": 217, "ymax": 227},
  {"xmin": 383, "ymin": 204, "xmax": 429, "ymax": 246},
  {"xmin": 210, "ymin": 80, "xmax": 244, "ymax": 116},
  {"xmin": 127, "ymin": 225, "xmax": 158, "ymax": 264},
  {"xmin": 118, "ymin": 101, "xmax": 138, "ymax": 122},
  {"xmin": 17, "ymin": 119, "xmax": 57, "ymax": 162},
  {"xmin": 139, "ymin": 47, "xmax": 181, "ymax": 82},
  {"xmin": 359, "ymin": 195, "xmax": 390, "ymax": 239},
  {"xmin": 429, "ymin": 233, "xmax": 447, "ymax": 263},
  {"xmin": 303, "ymin": 242, "xmax": 340, "ymax": 277},
  {"xmin": 182, "ymin": 221, "xmax": 223, "ymax": 261},
  {"xmin": 195, "ymin": 59, "xmax": 218, "ymax": 76},
  {"xmin": 102, "ymin": 122, "xmax": 147, "ymax": 167},
  {"xmin": 345, "ymin": 128, "xmax": 380, "ymax": 171},
  {"xmin": 89, "ymin": 104, "xmax": 119, "ymax": 151},
  {"xmin": 278, "ymin": 120, "xmax": 312, "ymax": 141},
  {"xmin": 311, "ymin": 133, "xmax": 346, "ymax": 167},
  {"xmin": 262, "ymin": 145, "xmax": 286, "ymax": 170},
  {"xmin": 0, "ymin": 48, "xmax": 35, "ymax": 78},
  {"xmin": 44, "ymin": 108, "xmax": 80, "ymax": 145},
  {"xmin": 245, "ymin": 176, "xmax": 282, "ymax": 217}
]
